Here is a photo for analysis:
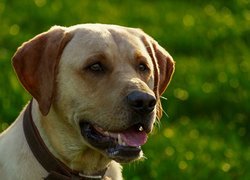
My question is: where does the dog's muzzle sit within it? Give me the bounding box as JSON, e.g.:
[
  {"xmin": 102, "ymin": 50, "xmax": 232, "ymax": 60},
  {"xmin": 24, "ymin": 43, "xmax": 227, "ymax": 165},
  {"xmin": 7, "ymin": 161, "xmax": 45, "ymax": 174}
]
[{"xmin": 79, "ymin": 91, "xmax": 157, "ymax": 163}]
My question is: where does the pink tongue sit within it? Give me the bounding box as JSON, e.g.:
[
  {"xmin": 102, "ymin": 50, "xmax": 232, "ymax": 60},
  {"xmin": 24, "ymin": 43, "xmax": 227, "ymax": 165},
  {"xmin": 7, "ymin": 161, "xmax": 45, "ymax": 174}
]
[{"xmin": 120, "ymin": 128, "xmax": 148, "ymax": 147}]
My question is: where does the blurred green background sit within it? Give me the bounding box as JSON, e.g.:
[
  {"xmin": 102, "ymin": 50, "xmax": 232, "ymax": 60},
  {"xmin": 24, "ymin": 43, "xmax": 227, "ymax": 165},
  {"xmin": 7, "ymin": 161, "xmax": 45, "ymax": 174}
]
[{"xmin": 0, "ymin": 0, "xmax": 249, "ymax": 179}]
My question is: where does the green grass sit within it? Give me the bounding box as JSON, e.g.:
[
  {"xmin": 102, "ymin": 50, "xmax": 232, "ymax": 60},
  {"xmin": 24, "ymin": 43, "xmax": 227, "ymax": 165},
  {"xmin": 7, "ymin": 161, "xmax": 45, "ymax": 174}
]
[{"xmin": 0, "ymin": 0, "xmax": 249, "ymax": 179}]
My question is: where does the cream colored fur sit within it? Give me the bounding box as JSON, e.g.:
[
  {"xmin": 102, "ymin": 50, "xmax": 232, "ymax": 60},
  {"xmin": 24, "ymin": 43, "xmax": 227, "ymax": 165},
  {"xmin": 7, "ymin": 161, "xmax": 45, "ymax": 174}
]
[{"xmin": 0, "ymin": 24, "xmax": 175, "ymax": 180}]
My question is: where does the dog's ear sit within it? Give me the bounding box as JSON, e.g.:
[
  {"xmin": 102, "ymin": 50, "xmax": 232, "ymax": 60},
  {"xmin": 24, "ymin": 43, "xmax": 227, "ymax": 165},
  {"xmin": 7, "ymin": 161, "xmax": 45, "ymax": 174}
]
[
  {"xmin": 141, "ymin": 36, "xmax": 175, "ymax": 96},
  {"xmin": 12, "ymin": 26, "xmax": 73, "ymax": 116},
  {"xmin": 141, "ymin": 35, "xmax": 175, "ymax": 119},
  {"xmin": 151, "ymin": 41, "xmax": 175, "ymax": 95},
  {"xmin": 152, "ymin": 41, "xmax": 175, "ymax": 119}
]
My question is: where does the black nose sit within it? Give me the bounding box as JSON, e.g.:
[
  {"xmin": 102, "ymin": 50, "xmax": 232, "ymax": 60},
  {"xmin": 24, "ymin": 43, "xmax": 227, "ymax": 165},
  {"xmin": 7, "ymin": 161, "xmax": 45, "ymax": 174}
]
[{"xmin": 127, "ymin": 91, "xmax": 156, "ymax": 114}]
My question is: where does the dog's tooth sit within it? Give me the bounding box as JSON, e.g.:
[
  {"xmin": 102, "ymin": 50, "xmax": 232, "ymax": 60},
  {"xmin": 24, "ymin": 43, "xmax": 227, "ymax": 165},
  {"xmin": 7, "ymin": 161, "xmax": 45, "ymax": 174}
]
[
  {"xmin": 138, "ymin": 126, "xmax": 144, "ymax": 132},
  {"xmin": 118, "ymin": 133, "xmax": 122, "ymax": 145},
  {"xmin": 103, "ymin": 131, "xmax": 109, "ymax": 136},
  {"xmin": 117, "ymin": 134, "xmax": 127, "ymax": 146}
]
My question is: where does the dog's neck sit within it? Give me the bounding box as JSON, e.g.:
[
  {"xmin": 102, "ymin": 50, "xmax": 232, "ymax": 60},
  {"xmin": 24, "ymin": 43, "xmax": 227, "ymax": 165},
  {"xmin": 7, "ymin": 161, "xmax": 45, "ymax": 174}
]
[{"xmin": 30, "ymin": 100, "xmax": 111, "ymax": 176}]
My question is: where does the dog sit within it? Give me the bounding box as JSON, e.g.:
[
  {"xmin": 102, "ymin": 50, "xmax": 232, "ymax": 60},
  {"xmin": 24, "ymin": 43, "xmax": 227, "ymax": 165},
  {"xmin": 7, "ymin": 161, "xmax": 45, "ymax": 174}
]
[{"xmin": 0, "ymin": 24, "xmax": 175, "ymax": 180}]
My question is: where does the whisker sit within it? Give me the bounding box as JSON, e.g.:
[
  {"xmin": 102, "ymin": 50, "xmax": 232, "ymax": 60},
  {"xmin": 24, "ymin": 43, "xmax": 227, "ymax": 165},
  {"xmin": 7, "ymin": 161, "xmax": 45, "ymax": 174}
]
[
  {"xmin": 154, "ymin": 118, "xmax": 161, "ymax": 129},
  {"xmin": 162, "ymin": 108, "xmax": 169, "ymax": 118},
  {"xmin": 160, "ymin": 96, "xmax": 168, "ymax": 101}
]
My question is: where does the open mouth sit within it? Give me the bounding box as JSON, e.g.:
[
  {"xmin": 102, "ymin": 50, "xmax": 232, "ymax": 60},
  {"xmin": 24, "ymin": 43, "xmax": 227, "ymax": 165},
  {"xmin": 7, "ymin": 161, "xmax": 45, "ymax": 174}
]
[{"xmin": 79, "ymin": 122, "xmax": 148, "ymax": 162}]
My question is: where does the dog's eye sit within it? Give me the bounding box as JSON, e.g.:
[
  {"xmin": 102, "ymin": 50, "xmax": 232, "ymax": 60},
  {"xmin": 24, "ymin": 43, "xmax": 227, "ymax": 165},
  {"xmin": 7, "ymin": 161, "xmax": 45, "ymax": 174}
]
[
  {"xmin": 138, "ymin": 63, "xmax": 149, "ymax": 72},
  {"xmin": 89, "ymin": 63, "xmax": 104, "ymax": 72}
]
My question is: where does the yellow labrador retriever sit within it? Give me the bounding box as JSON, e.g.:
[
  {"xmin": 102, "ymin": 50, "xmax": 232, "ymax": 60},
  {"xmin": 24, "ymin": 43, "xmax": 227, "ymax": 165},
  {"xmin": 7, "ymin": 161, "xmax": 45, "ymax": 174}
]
[{"xmin": 0, "ymin": 24, "xmax": 175, "ymax": 180}]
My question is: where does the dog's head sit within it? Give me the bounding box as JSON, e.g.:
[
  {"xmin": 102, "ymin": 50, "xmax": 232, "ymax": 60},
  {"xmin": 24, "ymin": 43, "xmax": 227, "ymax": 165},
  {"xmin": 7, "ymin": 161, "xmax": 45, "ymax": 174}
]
[{"xmin": 12, "ymin": 24, "xmax": 175, "ymax": 163}]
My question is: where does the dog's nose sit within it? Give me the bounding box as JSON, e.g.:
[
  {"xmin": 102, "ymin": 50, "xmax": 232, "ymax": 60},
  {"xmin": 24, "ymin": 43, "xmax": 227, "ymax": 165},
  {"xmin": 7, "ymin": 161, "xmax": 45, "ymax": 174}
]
[{"xmin": 127, "ymin": 91, "xmax": 156, "ymax": 114}]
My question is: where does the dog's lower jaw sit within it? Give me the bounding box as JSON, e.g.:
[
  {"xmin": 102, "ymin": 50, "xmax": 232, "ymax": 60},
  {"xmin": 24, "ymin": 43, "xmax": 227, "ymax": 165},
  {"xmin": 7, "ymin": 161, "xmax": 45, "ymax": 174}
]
[
  {"xmin": 67, "ymin": 147, "xmax": 114, "ymax": 174},
  {"xmin": 61, "ymin": 144, "xmax": 124, "ymax": 179},
  {"xmin": 48, "ymin": 143, "xmax": 117, "ymax": 177}
]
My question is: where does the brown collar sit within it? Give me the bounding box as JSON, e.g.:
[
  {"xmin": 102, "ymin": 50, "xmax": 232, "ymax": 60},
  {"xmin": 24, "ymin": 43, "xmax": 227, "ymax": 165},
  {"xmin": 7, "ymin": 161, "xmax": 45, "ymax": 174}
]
[{"xmin": 23, "ymin": 100, "xmax": 107, "ymax": 180}]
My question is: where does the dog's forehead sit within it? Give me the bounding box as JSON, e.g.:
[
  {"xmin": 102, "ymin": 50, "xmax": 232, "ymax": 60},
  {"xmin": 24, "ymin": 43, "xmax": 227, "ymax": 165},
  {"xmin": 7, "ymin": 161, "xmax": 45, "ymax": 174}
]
[
  {"xmin": 61, "ymin": 24, "xmax": 150, "ymax": 66},
  {"xmin": 70, "ymin": 24, "xmax": 144, "ymax": 49},
  {"xmin": 67, "ymin": 23, "xmax": 142, "ymax": 37}
]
